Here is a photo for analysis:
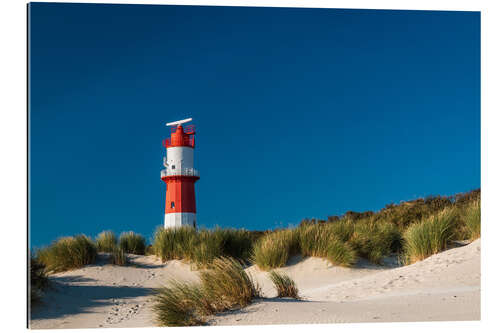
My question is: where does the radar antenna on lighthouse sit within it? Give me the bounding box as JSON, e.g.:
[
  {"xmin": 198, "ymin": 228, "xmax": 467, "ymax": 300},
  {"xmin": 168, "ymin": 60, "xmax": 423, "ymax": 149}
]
[
  {"xmin": 166, "ymin": 118, "xmax": 192, "ymax": 127},
  {"xmin": 161, "ymin": 117, "xmax": 199, "ymax": 229}
]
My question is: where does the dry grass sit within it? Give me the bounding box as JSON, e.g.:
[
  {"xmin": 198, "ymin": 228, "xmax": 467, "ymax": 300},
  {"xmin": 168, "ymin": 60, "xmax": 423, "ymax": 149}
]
[
  {"xmin": 297, "ymin": 224, "xmax": 357, "ymax": 266},
  {"xmin": 403, "ymin": 207, "xmax": 457, "ymax": 264},
  {"xmin": 152, "ymin": 226, "xmax": 197, "ymax": 261},
  {"xmin": 252, "ymin": 230, "xmax": 297, "ymax": 270},
  {"xmin": 153, "ymin": 281, "xmax": 207, "ymax": 326},
  {"xmin": 37, "ymin": 235, "xmax": 97, "ymax": 273},
  {"xmin": 253, "ymin": 223, "xmax": 359, "ymax": 270},
  {"xmin": 318, "ymin": 189, "xmax": 480, "ymax": 229},
  {"xmin": 95, "ymin": 231, "xmax": 117, "ymax": 252},
  {"xmin": 200, "ymin": 257, "xmax": 261, "ymax": 311},
  {"xmin": 464, "ymin": 200, "xmax": 480, "ymax": 240},
  {"xmin": 348, "ymin": 220, "xmax": 402, "ymax": 264},
  {"xmin": 268, "ymin": 271, "xmax": 299, "ymax": 299},
  {"xmin": 325, "ymin": 238, "xmax": 357, "ymax": 267},
  {"xmin": 152, "ymin": 227, "xmax": 254, "ymax": 267},
  {"xmin": 110, "ymin": 246, "xmax": 128, "ymax": 266},
  {"xmin": 118, "ymin": 231, "xmax": 146, "ymax": 255},
  {"xmin": 153, "ymin": 257, "xmax": 261, "ymax": 326},
  {"xmin": 30, "ymin": 255, "xmax": 49, "ymax": 306}
]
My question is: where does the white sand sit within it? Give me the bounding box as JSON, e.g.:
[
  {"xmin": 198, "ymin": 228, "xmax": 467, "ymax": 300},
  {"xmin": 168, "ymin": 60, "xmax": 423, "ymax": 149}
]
[{"xmin": 30, "ymin": 239, "xmax": 480, "ymax": 329}]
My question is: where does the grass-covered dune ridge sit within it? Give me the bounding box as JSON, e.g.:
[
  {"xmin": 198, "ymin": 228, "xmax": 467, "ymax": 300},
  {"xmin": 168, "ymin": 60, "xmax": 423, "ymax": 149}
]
[
  {"xmin": 32, "ymin": 189, "xmax": 480, "ymax": 275},
  {"xmin": 311, "ymin": 189, "xmax": 480, "ymax": 228},
  {"xmin": 30, "ymin": 189, "xmax": 480, "ymax": 322},
  {"xmin": 252, "ymin": 191, "xmax": 480, "ymax": 269}
]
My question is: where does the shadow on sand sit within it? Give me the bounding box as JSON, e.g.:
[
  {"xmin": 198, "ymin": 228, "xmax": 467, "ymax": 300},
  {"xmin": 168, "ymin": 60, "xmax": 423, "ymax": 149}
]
[
  {"xmin": 30, "ymin": 275, "xmax": 154, "ymax": 320},
  {"xmin": 207, "ymin": 297, "xmax": 313, "ymax": 324},
  {"xmin": 285, "ymin": 254, "xmax": 401, "ymax": 270},
  {"xmin": 93, "ymin": 253, "xmax": 165, "ymax": 270}
]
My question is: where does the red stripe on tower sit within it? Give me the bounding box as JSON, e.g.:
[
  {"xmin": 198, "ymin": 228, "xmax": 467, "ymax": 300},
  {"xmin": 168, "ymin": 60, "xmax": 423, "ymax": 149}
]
[{"xmin": 161, "ymin": 118, "xmax": 199, "ymax": 228}]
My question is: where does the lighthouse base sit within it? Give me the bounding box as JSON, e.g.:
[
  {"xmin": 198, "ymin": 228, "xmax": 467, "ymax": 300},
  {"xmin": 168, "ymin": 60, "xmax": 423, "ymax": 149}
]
[{"xmin": 164, "ymin": 213, "xmax": 196, "ymax": 229}]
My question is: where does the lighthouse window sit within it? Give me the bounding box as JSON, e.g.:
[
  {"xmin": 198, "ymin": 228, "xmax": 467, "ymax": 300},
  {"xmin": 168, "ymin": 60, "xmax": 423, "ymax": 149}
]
[
  {"xmin": 171, "ymin": 165, "xmax": 176, "ymax": 169},
  {"xmin": 170, "ymin": 201, "xmax": 175, "ymax": 208}
]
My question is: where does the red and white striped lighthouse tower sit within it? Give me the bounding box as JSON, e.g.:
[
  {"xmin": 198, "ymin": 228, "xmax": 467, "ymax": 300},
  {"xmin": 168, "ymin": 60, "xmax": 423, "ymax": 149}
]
[{"xmin": 161, "ymin": 118, "xmax": 200, "ymax": 228}]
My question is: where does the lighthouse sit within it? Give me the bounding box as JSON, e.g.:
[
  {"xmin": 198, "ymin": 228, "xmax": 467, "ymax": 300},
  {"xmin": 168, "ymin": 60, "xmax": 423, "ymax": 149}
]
[{"xmin": 161, "ymin": 118, "xmax": 200, "ymax": 228}]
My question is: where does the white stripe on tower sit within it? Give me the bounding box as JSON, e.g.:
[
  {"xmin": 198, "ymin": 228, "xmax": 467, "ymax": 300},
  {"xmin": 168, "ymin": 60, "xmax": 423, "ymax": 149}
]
[{"xmin": 164, "ymin": 213, "xmax": 197, "ymax": 228}]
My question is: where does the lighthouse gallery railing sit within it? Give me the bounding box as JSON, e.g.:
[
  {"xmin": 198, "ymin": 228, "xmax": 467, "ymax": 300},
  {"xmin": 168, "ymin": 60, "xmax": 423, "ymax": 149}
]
[{"xmin": 161, "ymin": 168, "xmax": 200, "ymax": 178}]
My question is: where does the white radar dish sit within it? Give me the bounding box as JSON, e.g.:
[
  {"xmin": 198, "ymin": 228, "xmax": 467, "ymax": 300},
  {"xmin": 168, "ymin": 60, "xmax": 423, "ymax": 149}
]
[{"xmin": 166, "ymin": 118, "xmax": 193, "ymax": 127}]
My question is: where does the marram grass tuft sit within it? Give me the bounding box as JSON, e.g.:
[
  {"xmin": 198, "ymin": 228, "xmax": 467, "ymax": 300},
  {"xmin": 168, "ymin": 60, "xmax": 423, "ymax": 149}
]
[
  {"xmin": 95, "ymin": 230, "xmax": 117, "ymax": 252},
  {"xmin": 153, "ymin": 257, "xmax": 261, "ymax": 326},
  {"xmin": 268, "ymin": 271, "xmax": 299, "ymax": 299},
  {"xmin": 464, "ymin": 200, "xmax": 480, "ymax": 240},
  {"xmin": 110, "ymin": 246, "xmax": 128, "ymax": 266},
  {"xmin": 151, "ymin": 226, "xmax": 254, "ymax": 267},
  {"xmin": 252, "ymin": 229, "xmax": 297, "ymax": 270},
  {"xmin": 119, "ymin": 231, "xmax": 146, "ymax": 255},
  {"xmin": 37, "ymin": 235, "xmax": 97, "ymax": 273},
  {"xmin": 402, "ymin": 207, "xmax": 457, "ymax": 264}
]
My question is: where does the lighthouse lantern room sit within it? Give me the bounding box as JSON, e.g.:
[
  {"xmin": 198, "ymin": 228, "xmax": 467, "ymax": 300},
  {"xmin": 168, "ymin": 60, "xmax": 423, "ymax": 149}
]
[{"xmin": 161, "ymin": 118, "xmax": 200, "ymax": 229}]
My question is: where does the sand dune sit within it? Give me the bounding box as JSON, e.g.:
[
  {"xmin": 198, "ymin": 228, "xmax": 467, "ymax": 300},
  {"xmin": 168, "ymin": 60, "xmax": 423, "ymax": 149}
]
[
  {"xmin": 214, "ymin": 239, "xmax": 480, "ymax": 325},
  {"xmin": 30, "ymin": 239, "xmax": 480, "ymax": 329}
]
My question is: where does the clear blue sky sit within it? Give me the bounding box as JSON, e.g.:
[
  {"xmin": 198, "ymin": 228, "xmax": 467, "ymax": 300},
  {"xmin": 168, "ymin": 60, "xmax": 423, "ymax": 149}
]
[{"xmin": 29, "ymin": 3, "xmax": 480, "ymax": 248}]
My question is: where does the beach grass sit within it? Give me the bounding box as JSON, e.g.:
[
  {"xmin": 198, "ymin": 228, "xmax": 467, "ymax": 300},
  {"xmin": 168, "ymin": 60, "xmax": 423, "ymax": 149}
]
[
  {"xmin": 200, "ymin": 257, "xmax": 261, "ymax": 311},
  {"xmin": 269, "ymin": 271, "xmax": 299, "ymax": 299},
  {"xmin": 34, "ymin": 189, "xmax": 480, "ymax": 277},
  {"xmin": 297, "ymin": 223, "xmax": 357, "ymax": 267},
  {"xmin": 153, "ymin": 257, "xmax": 260, "ymax": 326},
  {"xmin": 464, "ymin": 200, "xmax": 480, "ymax": 240},
  {"xmin": 152, "ymin": 226, "xmax": 197, "ymax": 261},
  {"xmin": 325, "ymin": 238, "xmax": 357, "ymax": 267},
  {"xmin": 152, "ymin": 226, "xmax": 255, "ymax": 267},
  {"xmin": 30, "ymin": 255, "xmax": 49, "ymax": 305},
  {"xmin": 145, "ymin": 244, "xmax": 155, "ymax": 256},
  {"xmin": 328, "ymin": 219, "xmax": 355, "ymax": 242},
  {"xmin": 252, "ymin": 229, "xmax": 297, "ymax": 270},
  {"xmin": 212, "ymin": 227, "xmax": 254, "ymax": 261},
  {"xmin": 153, "ymin": 281, "xmax": 206, "ymax": 326},
  {"xmin": 297, "ymin": 224, "xmax": 333, "ymax": 258},
  {"xmin": 253, "ymin": 223, "xmax": 359, "ymax": 270},
  {"xmin": 110, "ymin": 246, "xmax": 128, "ymax": 266},
  {"xmin": 188, "ymin": 229, "xmax": 224, "ymax": 267},
  {"xmin": 402, "ymin": 207, "xmax": 457, "ymax": 264},
  {"xmin": 348, "ymin": 220, "xmax": 402, "ymax": 264},
  {"xmin": 119, "ymin": 231, "xmax": 146, "ymax": 255},
  {"xmin": 37, "ymin": 235, "xmax": 97, "ymax": 273},
  {"xmin": 95, "ymin": 230, "xmax": 117, "ymax": 253}
]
